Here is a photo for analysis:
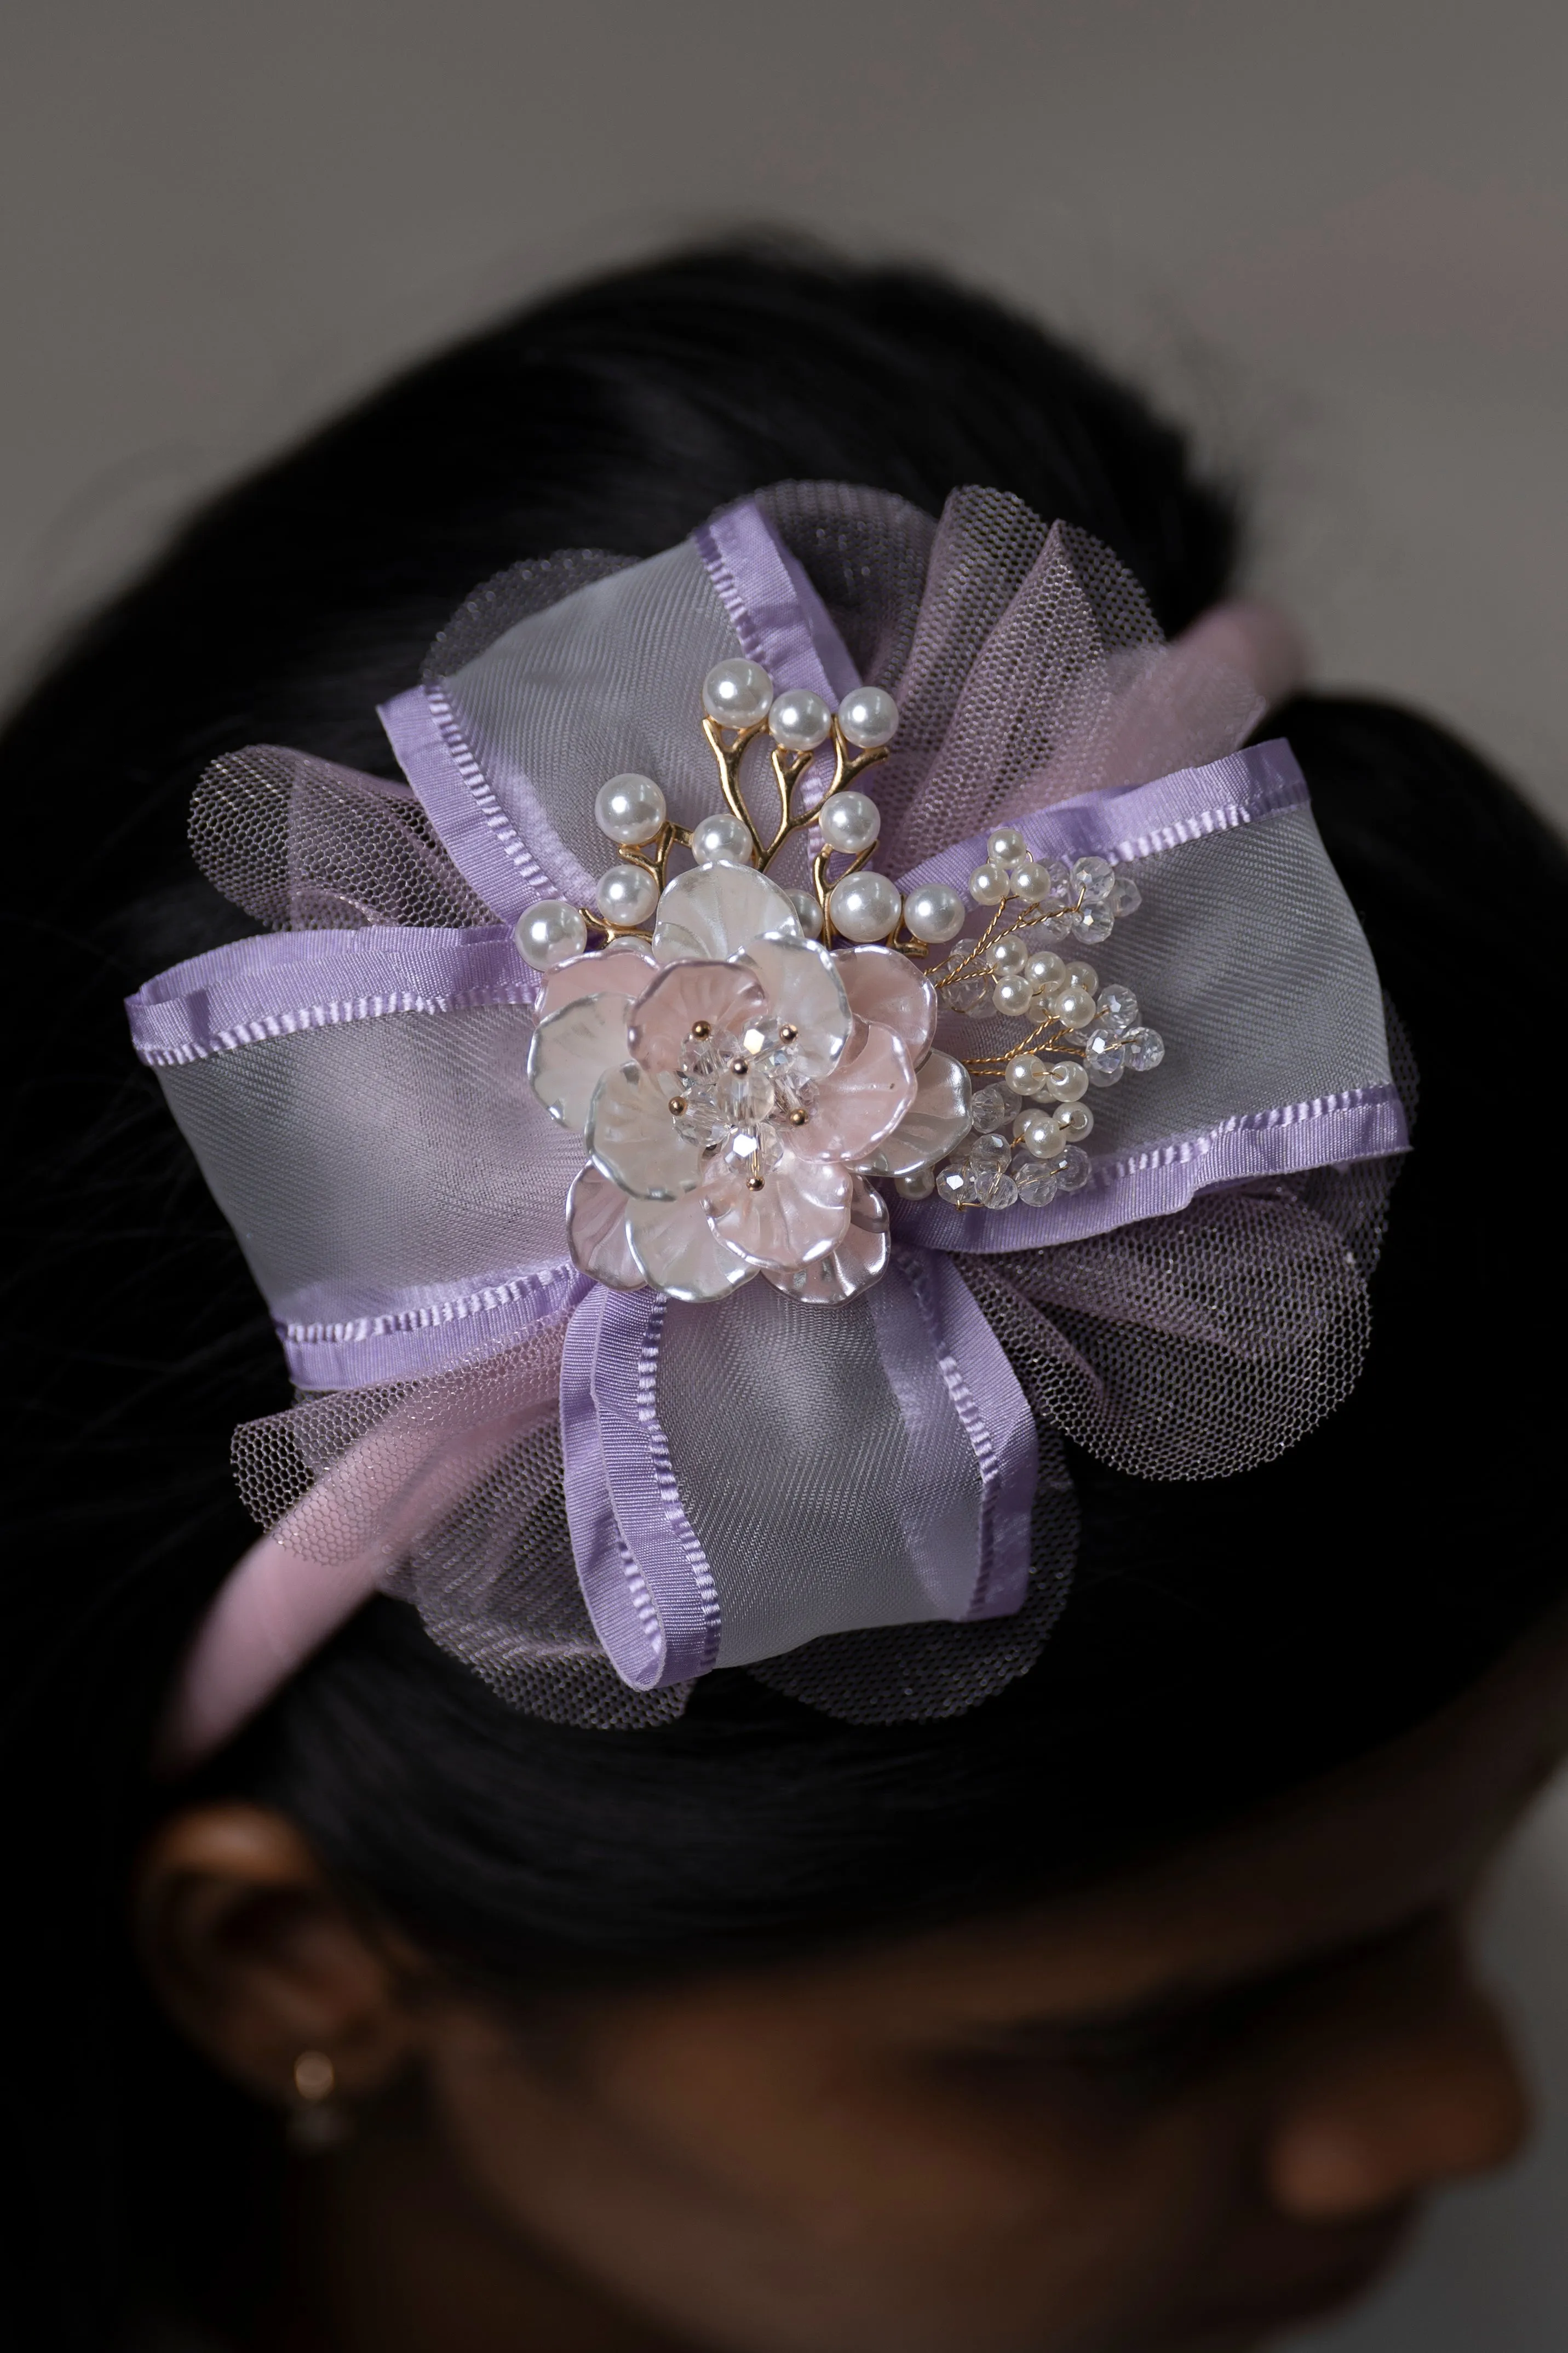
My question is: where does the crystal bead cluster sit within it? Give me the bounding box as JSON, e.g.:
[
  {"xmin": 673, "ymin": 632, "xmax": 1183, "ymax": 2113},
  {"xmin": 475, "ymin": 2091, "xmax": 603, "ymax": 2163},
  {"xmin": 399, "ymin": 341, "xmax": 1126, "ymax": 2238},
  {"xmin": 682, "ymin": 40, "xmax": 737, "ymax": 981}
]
[{"xmin": 895, "ymin": 826, "xmax": 1164, "ymax": 1215}]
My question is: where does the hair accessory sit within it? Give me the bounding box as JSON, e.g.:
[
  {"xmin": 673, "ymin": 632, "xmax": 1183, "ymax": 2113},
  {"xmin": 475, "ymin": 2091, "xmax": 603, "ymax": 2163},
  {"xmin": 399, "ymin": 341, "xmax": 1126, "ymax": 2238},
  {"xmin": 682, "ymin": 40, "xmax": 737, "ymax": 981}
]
[{"xmin": 130, "ymin": 483, "xmax": 1406, "ymax": 1762}]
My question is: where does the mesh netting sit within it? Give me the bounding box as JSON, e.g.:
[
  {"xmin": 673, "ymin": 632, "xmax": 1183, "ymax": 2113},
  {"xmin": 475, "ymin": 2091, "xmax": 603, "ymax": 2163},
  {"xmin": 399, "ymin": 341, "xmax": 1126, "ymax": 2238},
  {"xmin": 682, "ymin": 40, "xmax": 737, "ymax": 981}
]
[
  {"xmin": 191, "ymin": 746, "xmax": 496, "ymax": 932},
  {"xmin": 422, "ymin": 549, "xmax": 637, "ymax": 684}
]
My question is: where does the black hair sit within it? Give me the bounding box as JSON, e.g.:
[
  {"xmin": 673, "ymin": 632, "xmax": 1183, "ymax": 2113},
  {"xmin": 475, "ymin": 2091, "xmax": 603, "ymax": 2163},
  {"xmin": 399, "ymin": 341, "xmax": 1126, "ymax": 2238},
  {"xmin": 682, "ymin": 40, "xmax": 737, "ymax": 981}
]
[{"xmin": 4, "ymin": 241, "xmax": 1566, "ymax": 2348}]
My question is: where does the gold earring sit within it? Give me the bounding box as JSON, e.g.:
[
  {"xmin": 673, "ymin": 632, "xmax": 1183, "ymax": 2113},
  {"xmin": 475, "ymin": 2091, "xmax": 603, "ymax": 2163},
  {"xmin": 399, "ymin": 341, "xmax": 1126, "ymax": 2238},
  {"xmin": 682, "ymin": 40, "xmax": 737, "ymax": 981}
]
[{"xmin": 288, "ymin": 2048, "xmax": 352, "ymax": 2153}]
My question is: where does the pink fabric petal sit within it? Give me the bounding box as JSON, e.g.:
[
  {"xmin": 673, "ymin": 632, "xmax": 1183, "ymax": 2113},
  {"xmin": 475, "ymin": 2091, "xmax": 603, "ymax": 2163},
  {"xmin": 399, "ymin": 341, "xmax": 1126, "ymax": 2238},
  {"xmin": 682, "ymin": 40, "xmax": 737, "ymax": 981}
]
[
  {"xmin": 625, "ymin": 959, "xmax": 768, "ymax": 1082},
  {"xmin": 732, "ymin": 935, "xmax": 851, "ymax": 1077},
  {"xmin": 537, "ymin": 943, "xmax": 659, "ymax": 1022},
  {"xmin": 801, "ymin": 1020, "xmax": 916, "ymax": 1163},
  {"xmin": 587, "ymin": 1062, "xmax": 701, "ymax": 1200},
  {"xmin": 834, "ymin": 946, "xmax": 938, "ymax": 1066},
  {"xmin": 566, "ymin": 1163, "xmax": 647, "ymax": 1291},
  {"xmin": 527, "ymin": 993, "xmax": 631, "ymax": 1133},
  {"xmin": 704, "ymin": 1146, "xmax": 852, "ymax": 1272},
  {"xmin": 764, "ymin": 1177, "xmax": 890, "ymax": 1304},
  {"xmin": 625, "ymin": 1192, "xmax": 756, "ymax": 1303},
  {"xmin": 876, "ymin": 1049, "xmax": 974, "ymax": 1178}
]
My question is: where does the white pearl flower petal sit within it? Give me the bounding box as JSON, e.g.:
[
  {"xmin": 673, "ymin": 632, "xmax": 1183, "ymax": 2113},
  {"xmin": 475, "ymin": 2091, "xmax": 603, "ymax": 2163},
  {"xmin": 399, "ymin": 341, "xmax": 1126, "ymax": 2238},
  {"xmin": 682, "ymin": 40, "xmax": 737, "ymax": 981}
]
[
  {"xmin": 587, "ymin": 1061, "xmax": 702, "ymax": 1200},
  {"xmin": 834, "ymin": 944, "xmax": 938, "ymax": 1066},
  {"xmin": 536, "ymin": 943, "xmax": 659, "ymax": 1023},
  {"xmin": 527, "ymin": 993, "xmax": 633, "ymax": 1134},
  {"xmin": 565, "ymin": 1164, "xmax": 647, "ymax": 1291},
  {"xmin": 764, "ymin": 1177, "xmax": 889, "ymax": 1305},
  {"xmin": 876, "ymin": 1049, "xmax": 974, "ymax": 1179},
  {"xmin": 625, "ymin": 1192, "xmax": 756, "ymax": 1303},
  {"xmin": 625, "ymin": 960, "xmax": 768, "ymax": 1083},
  {"xmin": 801, "ymin": 1020, "xmax": 916, "ymax": 1163},
  {"xmin": 704, "ymin": 1146, "xmax": 852, "ymax": 1272},
  {"xmin": 653, "ymin": 863, "xmax": 802, "ymax": 963},
  {"xmin": 732, "ymin": 935, "xmax": 852, "ymax": 1077}
]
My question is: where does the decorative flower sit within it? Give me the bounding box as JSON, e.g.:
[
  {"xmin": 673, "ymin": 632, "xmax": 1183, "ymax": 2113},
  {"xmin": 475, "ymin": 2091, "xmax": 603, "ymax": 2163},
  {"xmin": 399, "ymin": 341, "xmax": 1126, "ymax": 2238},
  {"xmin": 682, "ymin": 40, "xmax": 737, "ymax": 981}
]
[{"xmin": 529, "ymin": 865, "xmax": 972, "ymax": 1304}]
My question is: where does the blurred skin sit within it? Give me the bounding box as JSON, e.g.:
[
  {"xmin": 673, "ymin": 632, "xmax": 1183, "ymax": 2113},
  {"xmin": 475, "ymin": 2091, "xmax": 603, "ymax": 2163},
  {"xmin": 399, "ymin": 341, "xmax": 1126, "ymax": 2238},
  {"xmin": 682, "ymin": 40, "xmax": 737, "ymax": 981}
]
[{"xmin": 137, "ymin": 1607, "xmax": 1568, "ymax": 2353}]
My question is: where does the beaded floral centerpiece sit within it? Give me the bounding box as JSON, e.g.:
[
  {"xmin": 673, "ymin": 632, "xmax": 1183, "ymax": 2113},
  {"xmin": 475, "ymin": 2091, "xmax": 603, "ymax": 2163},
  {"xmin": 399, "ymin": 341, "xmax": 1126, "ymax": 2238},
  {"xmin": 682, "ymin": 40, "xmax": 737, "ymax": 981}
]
[{"xmin": 515, "ymin": 659, "xmax": 1162, "ymax": 1302}]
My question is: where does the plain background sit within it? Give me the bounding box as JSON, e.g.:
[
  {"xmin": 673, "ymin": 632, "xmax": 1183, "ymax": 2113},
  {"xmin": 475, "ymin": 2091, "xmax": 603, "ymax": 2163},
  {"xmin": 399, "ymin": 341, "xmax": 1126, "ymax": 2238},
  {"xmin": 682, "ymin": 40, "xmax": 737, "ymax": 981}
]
[{"xmin": 3, "ymin": 5, "xmax": 1565, "ymax": 2346}]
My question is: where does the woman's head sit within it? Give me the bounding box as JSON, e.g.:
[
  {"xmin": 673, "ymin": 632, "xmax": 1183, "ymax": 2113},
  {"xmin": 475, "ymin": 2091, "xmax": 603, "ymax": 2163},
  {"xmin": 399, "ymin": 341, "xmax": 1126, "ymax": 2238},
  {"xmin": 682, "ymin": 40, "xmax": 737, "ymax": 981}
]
[{"xmin": 5, "ymin": 242, "xmax": 1567, "ymax": 2351}]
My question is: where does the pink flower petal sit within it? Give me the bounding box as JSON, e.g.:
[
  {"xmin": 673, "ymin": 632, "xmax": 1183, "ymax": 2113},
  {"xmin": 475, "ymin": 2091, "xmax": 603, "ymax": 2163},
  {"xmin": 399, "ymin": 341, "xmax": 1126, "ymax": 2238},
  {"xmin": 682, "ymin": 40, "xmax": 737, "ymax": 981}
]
[
  {"xmin": 799, "ymin": 1020, "xmax": 916, "ymax": 1163},
  {"xmin": 834, "ymin": 946, "xmax": 938, "ymax": 1065},
  {"xmin": 765, "ymin": 1177, "xmax": 890, "ymax": 1304},
  {"xmin": 704, "ymin": 1146, "xmax": 851, "ymax": 1272},
  {"xmin": 625, "ymin": 1192, "xmax": 755, "ymax": 1303},
  {"xmin": 527, "ymin": 993, "xmax": 632, "ymax": 1133},
  {"xmin": 733, "ymin": 935, "xmax": 851, "ymax": 1077},
  {"xmin": 875, "ymin": 1049, "xmax": 973, "ymax": 1178},
  {"xmin": 587, "ymin": 1062, "xmax": 701, "ymax": 1200},
  {"xmin": 625, "ymin": 960, "xmax": 768, "ymax": 1082},
  {"xmin": 536, "ymin": 943, "xmax": 659, "ymax": 1022},
  {"xmin": 653, "ymin": 865, "xmax": 802, "ymax": 961},
  {"xmin": 566, "ymin": 1164, "xmax": 647, "ymax": 1291}
]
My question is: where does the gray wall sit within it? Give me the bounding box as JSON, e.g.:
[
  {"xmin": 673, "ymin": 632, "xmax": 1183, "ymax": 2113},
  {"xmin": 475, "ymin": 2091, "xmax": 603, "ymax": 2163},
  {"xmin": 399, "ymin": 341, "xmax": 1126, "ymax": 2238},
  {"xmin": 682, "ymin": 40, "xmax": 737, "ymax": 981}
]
[{"xmin": 4, "ymin": 6, "xmax": 1565, "ymax": 2346}]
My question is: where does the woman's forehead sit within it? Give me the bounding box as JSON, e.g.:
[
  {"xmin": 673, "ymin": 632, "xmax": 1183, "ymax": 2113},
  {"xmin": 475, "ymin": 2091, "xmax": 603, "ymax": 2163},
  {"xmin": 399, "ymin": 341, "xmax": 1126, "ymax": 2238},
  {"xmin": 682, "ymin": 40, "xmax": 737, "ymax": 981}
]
[{"xmin": 601, "ymin": 1609, "xmax": 1568, "ymax": 2051}]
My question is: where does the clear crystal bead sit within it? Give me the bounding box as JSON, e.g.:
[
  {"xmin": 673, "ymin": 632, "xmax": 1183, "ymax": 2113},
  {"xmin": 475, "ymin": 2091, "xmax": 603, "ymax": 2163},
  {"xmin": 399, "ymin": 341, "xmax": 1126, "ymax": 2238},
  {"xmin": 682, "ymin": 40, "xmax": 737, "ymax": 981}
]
[
  {"xmin": 719, "ymin": 1123, "xmax": 784, "ymax": 1182},
  {"xmin": 716, "ymin": 1066, "xmax": 777, "ymax": 1124},
  {"xmin": 935, "ymin": 1162, "xmax": 969, "ymax": 1205},
  {"xmin": 1067, "ymin": 903, "xmax": 1115, "ymax": 944},
  {"xmin": 1041, "ymin": 858, "xmax": 1073, "ymax": 906},
  {"xmin": 1025, "ymin": 911, "xmax": 1070, "ymax": 943},
  {"xmin": 677, "ymin": 1027, "xmax": 739, "ymax": 1081},
  {"xmin": 1012, "ymin": 1159, "xmax": 1059, "ymax": 1207},
  {"xmin": 1095, "ymin": 984, "xmax": 1140, "ymax": 1036},
  {"xmin": 671, "ymin": 1085, "xmax": 730, "ymax": 1149},
  {"xmin": 1055, "ymin": 1144, "xmax": 1091, "ymax": 1192},
  {"xmin": 968, "ymin": 1084, "xmax": 1020, "ymax": 1131},
  {"xmin": 968, "ymin": 1127, "xmax": 1014, "ymax": 1166},
  {"xmin": 1070, "ymin": 854, "xmax": 1116, "ymax": 904},
  {"xmin": 1083, "ymin": 1040, "xmax": 1125, "ymax": 1083},
  {"xmin": 967, "ymin": 1164, "xmax": 1019, "ymax": 1211},
  {"xmin": 1110, "ymin": 874, "xmax": 1142, "ymax": 916},
  {"xmin": 940, "ymin": 975, "xmax": 989, "ymax": 1012},
  {"xmin": 1120, "ymin": 1026, "xmax": 1164, "ymax": 1072}
]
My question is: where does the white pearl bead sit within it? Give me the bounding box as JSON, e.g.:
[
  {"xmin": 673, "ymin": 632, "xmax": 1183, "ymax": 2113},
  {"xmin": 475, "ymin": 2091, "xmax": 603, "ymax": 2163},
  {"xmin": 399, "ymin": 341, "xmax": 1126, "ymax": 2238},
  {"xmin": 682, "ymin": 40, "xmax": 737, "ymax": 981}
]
[
  {"xmin": 702, "ymin": 659, "xmax": 774, "ymax": 726},
  {"xmin": 691, "ymin": 812, "xmax": 757, "ymax": 867},
  {"xmin": 1004, "ymin": 1054, "xmax": 1050, "ymax": 1096},
  {"xmin": 986, "ymin": 936, "xmax": 1027, "ymax": 975},
  {"xmin": 514, "ymin": 898, "xmax": 589, "ymax": 971},
  {"xmin": 768, "ymin": 687, "xmax": 833, "ymax": 752},
  {"xmin": 1044, "ymin": 1060, "xmax": 1089, "ymax": 1103},
  {"xmin": 786, "ymin": 888, "xmax": 825, "ymax": 941},
  {"xmin": 594, "ymin": 772, "xmax": 667, "ymax": 847},
  {"xmin": 1056, "ymin": 1102, "xmax": 1094, "ymax": 1141},
  {"xmin": 1024, "ymin": 951, "xmax": 1066, "ymax": 992},
  {"xmin": 817, "ymin": 790, "xmax": 882, "ymax": 855},
  {"xmin": 1048, "ymin": 984, "xmax": 1098, "ymax": 1030},
  {"xmin": 1010, "ymin": 860, "xmax": 1053, "ymax": 904},
  {"xmin": 969, "ymin": 862, "xmax": 1009, "ymax": 906},
  {"xmin": 594, "ymin": 863, "xmax": 659, "ymax": 928},
  {"xmin": 902, "ymin": 883, "xmax": 966, "ymax": 944},
  {"xmin": 1064, "ymin": 962, "xmax": 1099, "ymax": 994},
  {"xmin": 828, "ymin": 870, "xmax": 902, "ymax": 942},
  {"xmin": 837, "ymin": 685, "xmax": 900, "ymax": 749},
  {"xmin": 987, "ymin": 826, "xmax": 1027, "ymax": 869},
  {"xmin": 895, "ymin": 1163, "xmax": 938, "ymax": 1199},
  {"xmin": 991, "ymin": 975, "xmax": 1035, "ymax": 1016},
  {"xmin": 1019, "ymin": 1107, "xmax": 1061, "ymax": 1157}
]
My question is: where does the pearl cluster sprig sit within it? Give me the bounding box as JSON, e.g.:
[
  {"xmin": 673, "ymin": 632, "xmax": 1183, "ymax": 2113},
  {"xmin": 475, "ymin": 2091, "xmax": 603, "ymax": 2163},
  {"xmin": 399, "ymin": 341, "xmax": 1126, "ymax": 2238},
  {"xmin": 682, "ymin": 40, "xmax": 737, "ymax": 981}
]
[{"xmin": 512, "ymin": 659, "xmax": 915, "ymax": 968}]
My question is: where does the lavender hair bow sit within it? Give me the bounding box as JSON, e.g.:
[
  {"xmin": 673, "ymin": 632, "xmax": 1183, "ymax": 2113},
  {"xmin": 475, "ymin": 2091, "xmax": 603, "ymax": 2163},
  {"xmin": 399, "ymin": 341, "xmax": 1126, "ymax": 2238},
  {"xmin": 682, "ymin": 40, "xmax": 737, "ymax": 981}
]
[{"xmin": 128, "ymin": 484, "xmax": 1406, "ymax": 1757}]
